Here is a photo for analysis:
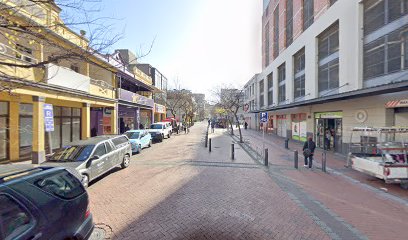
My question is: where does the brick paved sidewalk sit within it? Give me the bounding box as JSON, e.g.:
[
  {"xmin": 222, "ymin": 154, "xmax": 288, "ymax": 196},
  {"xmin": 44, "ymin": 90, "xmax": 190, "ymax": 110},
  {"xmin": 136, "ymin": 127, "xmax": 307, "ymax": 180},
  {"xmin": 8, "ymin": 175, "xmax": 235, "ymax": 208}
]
[
  {"xmin": 87, "ymin": 123, "xmax": 335, "ymax": 240},
  {"xmin": 230, "ymin": 127, "xmax": 408, "ymax": 240},
  {"xmin": 238, "ymin": 128, "xmax": 408, "ymax": 199}
]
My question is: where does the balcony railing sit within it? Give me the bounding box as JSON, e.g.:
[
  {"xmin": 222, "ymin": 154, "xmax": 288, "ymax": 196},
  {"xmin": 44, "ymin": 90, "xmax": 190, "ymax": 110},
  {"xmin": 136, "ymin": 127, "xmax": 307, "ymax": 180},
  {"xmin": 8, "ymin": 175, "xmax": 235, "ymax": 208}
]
[
  {"xmin": 119, "ymin": 88, "xmax": 154, "ymax": 108},
  {"xmin": 46, "ymin": 63, "xmax": 90, "ymax": 92}
]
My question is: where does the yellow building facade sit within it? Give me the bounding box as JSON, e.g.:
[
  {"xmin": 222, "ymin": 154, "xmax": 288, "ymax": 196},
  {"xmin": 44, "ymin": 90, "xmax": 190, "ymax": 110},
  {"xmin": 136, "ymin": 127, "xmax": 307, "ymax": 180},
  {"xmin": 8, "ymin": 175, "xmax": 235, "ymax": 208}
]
[{"xmin": 0, "ymin": 1, "xmax": 118, "ymax": 163}]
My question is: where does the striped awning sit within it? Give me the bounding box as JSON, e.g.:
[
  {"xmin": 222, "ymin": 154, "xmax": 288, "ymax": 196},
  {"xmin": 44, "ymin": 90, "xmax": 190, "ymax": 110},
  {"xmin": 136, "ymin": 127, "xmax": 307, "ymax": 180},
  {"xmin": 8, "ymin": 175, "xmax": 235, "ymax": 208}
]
[{"xmin": 386, "ymin": 99, "xmax": 408, "ymax": 108}]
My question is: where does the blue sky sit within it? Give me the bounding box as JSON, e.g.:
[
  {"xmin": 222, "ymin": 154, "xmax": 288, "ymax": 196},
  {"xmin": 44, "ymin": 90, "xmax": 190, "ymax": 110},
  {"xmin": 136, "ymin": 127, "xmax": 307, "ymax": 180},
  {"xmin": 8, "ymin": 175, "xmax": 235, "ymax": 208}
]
[{"xmin": 68, "ymin": 0, "xmax": 262, "ymax": 98}]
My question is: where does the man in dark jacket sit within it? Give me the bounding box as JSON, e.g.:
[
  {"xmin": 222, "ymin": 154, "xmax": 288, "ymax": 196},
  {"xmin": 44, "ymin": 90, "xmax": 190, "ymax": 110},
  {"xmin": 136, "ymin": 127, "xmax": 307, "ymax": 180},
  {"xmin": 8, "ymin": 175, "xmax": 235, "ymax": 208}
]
[{"xmin": 303, "ymin": 136, "xmax": 316, "ymax": 168}]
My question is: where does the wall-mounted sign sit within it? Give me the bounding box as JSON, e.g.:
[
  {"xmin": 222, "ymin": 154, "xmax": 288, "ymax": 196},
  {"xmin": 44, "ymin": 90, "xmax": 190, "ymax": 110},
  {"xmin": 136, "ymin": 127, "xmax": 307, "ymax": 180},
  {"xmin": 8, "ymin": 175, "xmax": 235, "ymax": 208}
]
[
  {"xmin": 314, "ymin": 112, "xmax": 343, "ymax": 119},
  {"xmin": 386, "ymin": 99, "xmax": 408, "ymax": 108},
  {"xmin": 43, "ymin": 103, "xmax": 54, "ymax": 132},
  {"xmin": 155, "ymin": 104, "xmax": 166, "ymax": 114}
]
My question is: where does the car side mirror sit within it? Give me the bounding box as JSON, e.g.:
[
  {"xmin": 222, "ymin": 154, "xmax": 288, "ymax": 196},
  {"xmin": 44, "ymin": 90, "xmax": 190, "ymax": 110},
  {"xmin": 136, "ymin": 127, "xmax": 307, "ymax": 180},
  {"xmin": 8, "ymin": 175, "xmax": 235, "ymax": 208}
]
[{"xmin": 90, "ymin": 155, "xmax": 99, "ymax": 161}]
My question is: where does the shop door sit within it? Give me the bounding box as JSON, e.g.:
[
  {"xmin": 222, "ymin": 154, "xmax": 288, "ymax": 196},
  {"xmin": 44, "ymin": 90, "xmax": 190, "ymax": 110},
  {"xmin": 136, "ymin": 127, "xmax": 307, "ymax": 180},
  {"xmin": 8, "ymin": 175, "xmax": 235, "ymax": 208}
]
[
  {"xmin": 315, "ymin": 119, "xmax": 325, "ymax": 149},
  {"xmin": 334, "ymin": 119, "xmax": 342, "ymax": 153},
  {"xmin": 19, "ymin": 104, "xmax": 33, "ymax": 160}
]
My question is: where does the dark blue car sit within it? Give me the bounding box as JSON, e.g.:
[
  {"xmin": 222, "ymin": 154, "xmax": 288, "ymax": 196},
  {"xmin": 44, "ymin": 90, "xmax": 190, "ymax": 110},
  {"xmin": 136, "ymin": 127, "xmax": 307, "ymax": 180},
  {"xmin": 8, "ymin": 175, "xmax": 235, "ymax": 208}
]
[{"xmin": 0, "ymin": 165, "xmax": 94, "ymax": 240}]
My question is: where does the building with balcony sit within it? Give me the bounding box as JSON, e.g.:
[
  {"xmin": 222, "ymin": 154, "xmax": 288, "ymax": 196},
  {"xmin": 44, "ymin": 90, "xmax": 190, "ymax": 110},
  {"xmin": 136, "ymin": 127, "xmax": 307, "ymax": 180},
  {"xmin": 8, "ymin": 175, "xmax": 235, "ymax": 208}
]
[
  {"xmin": 254, "ymin": 0, "xmax": 408, "ymax": 154},
  {"xmin": 0, "ymin": 0, "xmax": 119, "ymax": 163},
  {"xmin": 137, "ymin": 64, "xmax": 168, "ymax": 122}
]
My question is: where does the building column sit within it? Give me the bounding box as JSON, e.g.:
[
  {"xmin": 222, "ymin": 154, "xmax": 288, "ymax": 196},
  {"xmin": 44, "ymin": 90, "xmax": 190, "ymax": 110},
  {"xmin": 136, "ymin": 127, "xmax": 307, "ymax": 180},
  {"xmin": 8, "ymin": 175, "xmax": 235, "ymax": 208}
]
[
  {"xmin": 32, "ymin": 96, "xmax": 45, "ymax": 164},
  {"xmin": 9, "ymin": 101, "xmax": 19, "ymax": 161},
  {"xmin": 111, "ymin": 107, "xmax": 117, "ymax": 134},
  {"xmin": 81, "ymin": 103, "xmax": 90, "ymax": 139}
]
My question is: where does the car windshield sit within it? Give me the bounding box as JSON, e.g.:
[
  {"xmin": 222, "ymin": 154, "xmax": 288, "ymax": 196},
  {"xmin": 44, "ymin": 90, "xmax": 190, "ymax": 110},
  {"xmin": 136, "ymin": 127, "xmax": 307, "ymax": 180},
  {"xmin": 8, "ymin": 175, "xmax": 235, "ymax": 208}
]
[
  {"xmin": 125, "ymin": 132, "xmax": 140, "ymax": 139},
  {"xmin": 50, "ymin": 145, "xmax": 95, "ymax": 162},
  {"xmin": 150, "ymin": 124, "xmax": 163, "ymax": 129}
]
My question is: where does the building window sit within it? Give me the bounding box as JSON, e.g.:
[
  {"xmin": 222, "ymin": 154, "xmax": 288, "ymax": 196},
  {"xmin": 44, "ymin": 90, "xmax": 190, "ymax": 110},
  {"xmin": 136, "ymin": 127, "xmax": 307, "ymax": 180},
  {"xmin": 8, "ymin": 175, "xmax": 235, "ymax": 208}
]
[
  {"xmin": 286, "ymin": 0, "xmax": 293, "ymax": 46},
  {"xmin": 259, "ymin": 80, "xmax": 265, "ymax": 107},
  {"xmin": 47, "ymin": 106, "xmax": 82, "ymax": 150},
  {"xmin": 273, "ymin": 5, "xmax": 280, "ymax": 58},
  {"xmin": 303, "ymin": 0, "xmax": 314, "ymax": 30},
  {"xmin": 0, "ymin": 102, "xmax": 8, "ymax": 161},
  {"xmin": 318, "ymin": 22, "xmax": 339, "ymax": 94},
  {"xmin": 364, "ymin": 25, "xmax": 408, "ymax": 80},
  {"xmin": 278, "ymin": 64, "xmax": 286, "ymax": 103},
  {"xmin": 364, "ymin": 0, "xmax": 408, "ymax": 36},
  {"xmin": 294, "ymin": 48, "xmax": 306, "ymax": 99},
  {"xmin": 265, "ymin": 22, "xmax": 270, "ymax": 67},
  {"xmin": 15, "ymin": 44, "xmax": 33, "ymax": 63},
  {"xmin": 267, "ymin": 73, "xmax": 273, "ymax": 105}
]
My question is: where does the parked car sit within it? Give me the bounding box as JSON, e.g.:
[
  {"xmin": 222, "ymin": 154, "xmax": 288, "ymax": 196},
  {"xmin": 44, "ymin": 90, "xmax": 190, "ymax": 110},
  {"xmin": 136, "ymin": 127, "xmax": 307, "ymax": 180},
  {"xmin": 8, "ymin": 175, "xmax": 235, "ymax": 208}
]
[
  {"xmin": 0, "ymin": 165, "xmax": 94, "ymax": 240},
  {"xmin": 44, "ymin": 135, "xmax": 132, "ymax": 187},
  {"xmin": 163, "ymin": 118, "xmax": 178, "ymax": 133},
  {"xmin": 157, "ymin": 122, "xmax": 173, "ymax": 136},
  {"xmin": 148, "ymin": 123, "xmax": 171, "ymax": 139},
  {"xmin": 147, "ymin": 127, "xmax": 164, "ymax": 143},
  {"xmin": 125, "ymin": 130, "xmax": 152, "ymax": 153}
]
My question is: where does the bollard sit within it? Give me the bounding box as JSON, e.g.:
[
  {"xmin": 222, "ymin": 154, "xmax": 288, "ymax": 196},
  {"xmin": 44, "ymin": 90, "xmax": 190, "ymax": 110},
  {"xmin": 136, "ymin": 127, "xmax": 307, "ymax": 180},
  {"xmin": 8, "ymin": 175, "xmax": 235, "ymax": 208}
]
[
  {"xmin": 205, "ymin": 132, "xmax": 208, "ymax": 148},
  {"xmin": 231, "ymin": 143, "xmax": 235, "ymax": 160},
  {"xmin": 264, "ymin": 148, "xmax": 269, "ymax": 166},
  {"xmin": 209, "ymin": 138, "xmax": 212, "ymax": 152},
  {"xmin": 285, "ymin": 139, "xmax": 289, "ymax": 149},
  {"xmin": 322, "ymin": 151, "xmax": 327, "ymax": 172},
  {"xmin": 294, "ymin": 150, "xmax": 298, "ymax": 169}
]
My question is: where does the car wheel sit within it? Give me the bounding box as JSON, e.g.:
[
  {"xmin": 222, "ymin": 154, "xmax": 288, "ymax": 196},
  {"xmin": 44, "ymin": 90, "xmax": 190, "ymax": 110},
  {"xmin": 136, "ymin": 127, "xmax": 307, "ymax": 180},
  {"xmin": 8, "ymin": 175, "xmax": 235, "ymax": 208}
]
[
  {"xmin": 82, "ymin": 174, "xmax": 89, "ymax": 188},
  {"xmin": 168, "ymin": 133, "xmax": 170, "ymax": 138},
  {"xmin": 121, "ymin": 154, "xmax": 130, "ymax": 168},
  {"xmin": 162, "ymin": 134, "xmax": 165, "ymax": 139},
  {"xmin": 148, "ymin": 140, "xmax": 152, "ymax": 147}
]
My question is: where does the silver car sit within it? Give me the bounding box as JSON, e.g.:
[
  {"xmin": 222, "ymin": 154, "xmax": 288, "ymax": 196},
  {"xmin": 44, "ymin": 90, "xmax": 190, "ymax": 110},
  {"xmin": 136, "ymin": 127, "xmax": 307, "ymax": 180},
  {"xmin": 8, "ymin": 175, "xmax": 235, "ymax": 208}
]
[{"xmin": 44, "ymin": 135, "xmax": 132, "ymax": 187}]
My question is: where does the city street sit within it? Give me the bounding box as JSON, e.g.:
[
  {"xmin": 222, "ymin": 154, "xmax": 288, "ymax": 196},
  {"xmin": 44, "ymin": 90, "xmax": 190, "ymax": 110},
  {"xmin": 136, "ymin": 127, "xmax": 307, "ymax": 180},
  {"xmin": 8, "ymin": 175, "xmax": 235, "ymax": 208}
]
[{"xmin": 87, "ymin": 122, "xmax": 408, "ymax": 240}]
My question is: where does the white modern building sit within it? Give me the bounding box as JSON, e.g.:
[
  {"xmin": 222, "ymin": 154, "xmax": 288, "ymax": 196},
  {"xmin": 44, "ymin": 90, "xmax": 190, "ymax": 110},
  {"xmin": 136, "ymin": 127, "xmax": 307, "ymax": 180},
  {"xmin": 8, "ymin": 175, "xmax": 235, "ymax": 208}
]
[{"xmin": 247, "ymin": 0, "xmax": 408, "ymax": 154}]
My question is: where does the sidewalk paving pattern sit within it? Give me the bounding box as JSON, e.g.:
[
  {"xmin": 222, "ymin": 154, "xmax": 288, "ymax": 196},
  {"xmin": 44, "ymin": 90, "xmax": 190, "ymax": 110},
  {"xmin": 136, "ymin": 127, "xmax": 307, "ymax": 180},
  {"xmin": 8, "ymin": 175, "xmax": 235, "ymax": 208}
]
[{"xmin": 87, "ymin": 123, "xmax": 408, "ymax": 240}]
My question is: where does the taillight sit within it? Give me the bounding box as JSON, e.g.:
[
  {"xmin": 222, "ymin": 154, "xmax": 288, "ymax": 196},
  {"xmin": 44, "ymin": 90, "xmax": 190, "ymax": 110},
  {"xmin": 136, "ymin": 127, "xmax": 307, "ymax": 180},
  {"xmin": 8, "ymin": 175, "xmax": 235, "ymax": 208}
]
[
  {"xmin": 85, "ymin": 202, "xmax": 91, "ymax": 219},
  {"xmin": 383, "ymin": 167, "xmax": 390, "ymax": 177}
]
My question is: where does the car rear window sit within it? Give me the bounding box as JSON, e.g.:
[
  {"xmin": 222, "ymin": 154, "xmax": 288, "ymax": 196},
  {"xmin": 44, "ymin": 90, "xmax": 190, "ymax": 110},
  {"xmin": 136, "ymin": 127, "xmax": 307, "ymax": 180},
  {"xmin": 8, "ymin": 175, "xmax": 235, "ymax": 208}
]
[
  {"xmin": 111, "ymin": 136, "xmax": 129, "ymax": 147},
  {"xmin": 35, "ymin": 170, "xmax": 85, "ymax": 200},
  {"xmin": 0, "ymin": 194, "xmax": 32, "ymax": 240}
]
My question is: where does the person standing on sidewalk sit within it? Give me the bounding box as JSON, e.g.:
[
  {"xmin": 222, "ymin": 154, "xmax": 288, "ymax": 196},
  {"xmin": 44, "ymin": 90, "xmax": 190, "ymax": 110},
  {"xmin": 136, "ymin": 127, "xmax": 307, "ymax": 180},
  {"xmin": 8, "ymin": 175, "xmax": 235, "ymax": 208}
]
[
  {"xmin": 211, "ymin": 121, "xmax": 215, "ymax": 133},
  {"xmin": 244, "ymin": 121, "xmax": 248, "ymax": 130},
  {"xmin": 303, "ymin": 136, "xmax": 316, "ymax": 168}
]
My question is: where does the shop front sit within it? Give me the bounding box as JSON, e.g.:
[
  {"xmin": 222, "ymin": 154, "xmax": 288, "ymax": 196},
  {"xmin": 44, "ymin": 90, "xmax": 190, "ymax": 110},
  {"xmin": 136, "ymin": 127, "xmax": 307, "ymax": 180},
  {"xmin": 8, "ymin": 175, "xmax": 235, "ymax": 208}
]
[
  {"xmin": 276, "ymin": 114, "xmax": 288, "ymax": 138},
  {"xmin": 154, "ymin": 103, "xmax": 166, "ymax": 123},
  {"xmin": 291, "ymin": 113, "xmax": 307, "ymax": 142},
  {"xmin": 315, "ymin": 111, "xmax": 343, "ymax": 152},
  {"xmin": 386, "ymin": 99, "xmax": 408, "ymax": 126},
  {"xmin": 118, "ymin": 88, "xmax": 154, "ymax": 130},
  {"xmin": 267, "ymin": 113, "xmax": 274, "ymax": 133}
]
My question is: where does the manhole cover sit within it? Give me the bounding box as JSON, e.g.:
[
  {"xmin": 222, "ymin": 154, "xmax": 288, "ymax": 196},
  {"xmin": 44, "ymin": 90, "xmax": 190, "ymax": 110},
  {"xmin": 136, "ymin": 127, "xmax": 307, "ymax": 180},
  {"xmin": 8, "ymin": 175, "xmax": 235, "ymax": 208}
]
[{"xmin": 89, "ymin": 223, "xmax": 113, "ymax": 240}]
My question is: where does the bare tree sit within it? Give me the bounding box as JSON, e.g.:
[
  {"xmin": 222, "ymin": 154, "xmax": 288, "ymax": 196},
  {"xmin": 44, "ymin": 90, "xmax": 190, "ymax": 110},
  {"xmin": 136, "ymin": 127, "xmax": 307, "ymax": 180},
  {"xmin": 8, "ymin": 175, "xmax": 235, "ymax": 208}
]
[
  {"xmin": 212, "ymin": 85, "xmax": 245, "ymax": 143},
  {"xmin": 0, "ymin": 0, "xmax": 123, "ymax": 92}
]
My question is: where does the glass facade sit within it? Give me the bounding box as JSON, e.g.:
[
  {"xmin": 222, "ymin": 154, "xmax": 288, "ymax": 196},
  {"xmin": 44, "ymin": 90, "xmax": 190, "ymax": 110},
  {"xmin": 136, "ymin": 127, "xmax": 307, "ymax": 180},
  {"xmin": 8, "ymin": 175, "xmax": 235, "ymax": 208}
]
[
  {"xmin": 318, "ymin": 22, "xmax": 339, "ymax": 94},
  {"xmin": 286, "ymin": 0, "xmax": 293, "ymax": 47},
  {"xmin": 294, "ymin": 48, "xmax": 306, "ymax": 99},
  {"xmin": 303, "ymin": 0, "xmax": 314, "ymax": 30},
  {"xmin": 0, "ymin": 102, "xmax": 8, "ymax": 161},
  {"xmin": 278, "ymin": 64, "xmax": 286, "ymax": 103}
]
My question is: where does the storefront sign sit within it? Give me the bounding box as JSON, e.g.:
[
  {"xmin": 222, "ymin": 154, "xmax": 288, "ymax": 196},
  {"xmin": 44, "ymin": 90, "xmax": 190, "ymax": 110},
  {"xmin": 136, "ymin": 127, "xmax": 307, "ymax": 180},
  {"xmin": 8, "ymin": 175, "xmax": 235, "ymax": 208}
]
[
  {"xmin": 314, "ymin": 112, "xmax": 343, "ymax": 119},
  {"xmin": 155, "ymin": 104, "xmax": 166, "ymax": 114},
  {"xmin": 43, "ymin": 104, "xmax": 54, "ymax": 132},
  {"xmin": 386, "ymin": 99, "xmax": 408, "ymax": 108},
  {"xmin": 119, "ymin": 89, "xmax": 154, "ymax": 108}
]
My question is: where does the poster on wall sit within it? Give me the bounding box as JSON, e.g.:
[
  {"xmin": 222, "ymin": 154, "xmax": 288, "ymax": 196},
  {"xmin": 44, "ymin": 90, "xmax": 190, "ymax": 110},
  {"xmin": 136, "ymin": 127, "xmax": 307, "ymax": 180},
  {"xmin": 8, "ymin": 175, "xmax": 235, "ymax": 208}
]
[{"xmin": 299, "ymin": 121, "xmax": 307, "ymax": 142}]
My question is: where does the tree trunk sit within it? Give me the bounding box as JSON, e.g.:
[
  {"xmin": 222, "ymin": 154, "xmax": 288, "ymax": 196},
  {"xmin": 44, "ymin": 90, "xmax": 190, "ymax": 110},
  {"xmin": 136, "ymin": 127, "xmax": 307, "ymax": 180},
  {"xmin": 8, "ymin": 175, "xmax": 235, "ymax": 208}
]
[{"xmin": 234, "ymin": 113, "xmax": 243, "ymax": 143}]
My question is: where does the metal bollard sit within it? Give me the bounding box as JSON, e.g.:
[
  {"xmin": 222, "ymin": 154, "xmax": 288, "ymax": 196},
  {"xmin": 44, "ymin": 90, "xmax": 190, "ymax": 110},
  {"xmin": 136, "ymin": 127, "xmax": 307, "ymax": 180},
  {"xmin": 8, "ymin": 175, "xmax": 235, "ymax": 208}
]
[
  {"xmin": 294, "ymin": 150, "xmax": 298, "ymax": 169},
  {"xmin": 322, "ymin": 151, "xmax": 327, "ymax": 172},
  {"xmin": 264, "ymin": 148, "xmax": 269, "ymax": 166},
  {"xmin": 285, "ymin": 139, "xmax": 289, "ymax": 149},
  {"xmin": 209, "ymin": 138, "xmax": 212, "ymax": 152},
  {"xmin": 205, "ymin": 133, "xmax": 208, "ymax": 148},
  {"xmin": 231, "ymin": 143, "xmax": 235, "ymax": 160}
]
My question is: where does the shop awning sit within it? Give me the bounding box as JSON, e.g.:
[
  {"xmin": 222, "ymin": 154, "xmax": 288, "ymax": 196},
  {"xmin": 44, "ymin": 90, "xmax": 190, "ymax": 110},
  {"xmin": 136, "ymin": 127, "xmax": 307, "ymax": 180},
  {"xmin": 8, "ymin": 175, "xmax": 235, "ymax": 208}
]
[{"xmin": 251, "ymin": 81, "xmax": 408, "ymax": 113}]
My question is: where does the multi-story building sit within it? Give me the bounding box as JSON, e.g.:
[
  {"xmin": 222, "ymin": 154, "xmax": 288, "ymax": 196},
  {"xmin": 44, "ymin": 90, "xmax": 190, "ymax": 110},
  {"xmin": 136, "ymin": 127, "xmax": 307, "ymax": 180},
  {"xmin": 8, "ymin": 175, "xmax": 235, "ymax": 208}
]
[
  {"xmin": 254, "ymin": 0, "xmax": 408, "ymax": 154},
  {"xmin": 243, "ymin": 74, "xmax": 260, "ymax": 129},
  {"xmin": 192, "ymin": 93, "xmax": 206, "ymax": 121},
  {"xmin": 137, "ymin": 64, "xmax": 168, "ymax": 122},
  {"xmin": 0, "ymin": 0, "xmax": 119, "ymax": 163}
]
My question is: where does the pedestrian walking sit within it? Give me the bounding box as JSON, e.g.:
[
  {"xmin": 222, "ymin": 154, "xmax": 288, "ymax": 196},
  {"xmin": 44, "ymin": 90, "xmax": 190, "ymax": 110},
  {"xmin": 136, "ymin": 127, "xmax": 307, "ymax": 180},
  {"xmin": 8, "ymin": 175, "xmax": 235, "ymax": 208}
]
[
  {"xmin": 211, "ymin": 121, "xmax": 215, "ymax": 133},
  {"xmin": 303, "ymin": 136, "xmax": 316, "ymax": 168},
  {"xmin": 208, "ymin": 119, "xmax": 211, "ymax": 126},
  {"xmin": 244, "ymin": 121, "xmax": 248, "ymax": 130}
]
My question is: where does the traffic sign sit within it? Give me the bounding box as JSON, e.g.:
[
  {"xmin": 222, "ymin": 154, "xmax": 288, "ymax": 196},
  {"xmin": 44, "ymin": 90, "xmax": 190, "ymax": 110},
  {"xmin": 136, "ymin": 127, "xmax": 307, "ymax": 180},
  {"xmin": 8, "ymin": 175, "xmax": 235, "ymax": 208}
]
[
  {"xmin": 260, "ymin": 112, "xmax": 268, "ymax": 123},
  {"xmin": 44, "ymin": 103, "xmax": 54, "ymax": 132}
]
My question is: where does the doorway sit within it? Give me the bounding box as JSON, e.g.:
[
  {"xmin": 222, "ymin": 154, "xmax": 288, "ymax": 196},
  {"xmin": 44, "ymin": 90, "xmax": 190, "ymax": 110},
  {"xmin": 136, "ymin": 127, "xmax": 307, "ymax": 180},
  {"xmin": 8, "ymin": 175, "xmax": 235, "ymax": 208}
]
[{"xmin": 315, "ymin": 112, "xmax": 343, "ymax": 153}]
